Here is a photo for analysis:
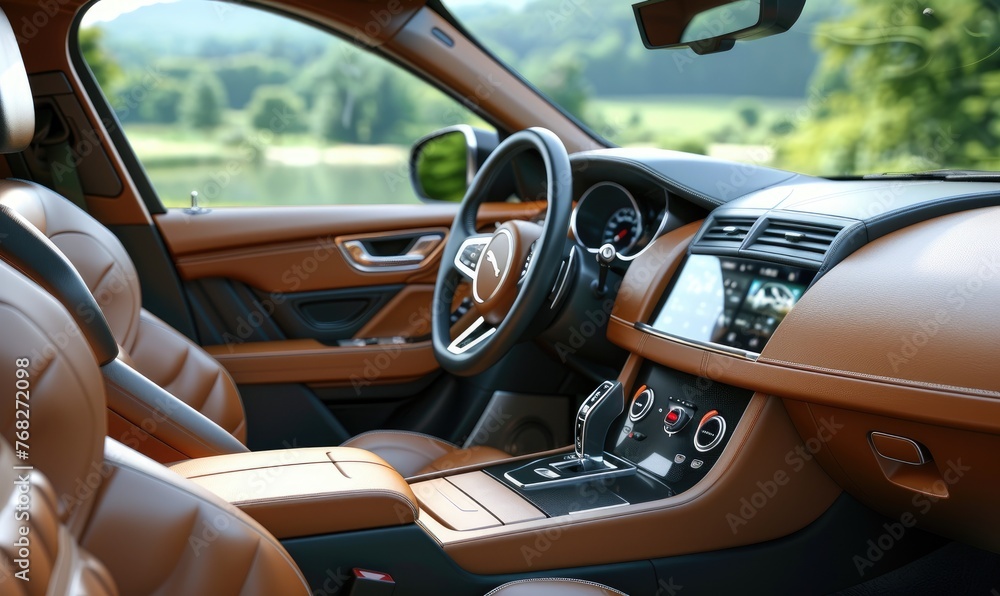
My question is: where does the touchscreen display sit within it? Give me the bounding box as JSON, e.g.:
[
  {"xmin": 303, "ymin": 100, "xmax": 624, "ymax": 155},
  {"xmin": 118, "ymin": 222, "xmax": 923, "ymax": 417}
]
[{"xmin": 648, "ymin": 255, "xmax": 816, "ymax": 352}]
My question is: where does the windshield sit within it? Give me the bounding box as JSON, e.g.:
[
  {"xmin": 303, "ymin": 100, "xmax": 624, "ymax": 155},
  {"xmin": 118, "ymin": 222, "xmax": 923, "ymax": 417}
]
[{"xmin": 444, "ymin": 0, "xmax": 1000, "ymax": 177}]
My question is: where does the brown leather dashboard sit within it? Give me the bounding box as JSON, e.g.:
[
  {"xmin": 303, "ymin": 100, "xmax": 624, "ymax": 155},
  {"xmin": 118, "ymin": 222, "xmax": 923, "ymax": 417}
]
[{"xmin": 606, "ymin": 205, "xmax": 1000, "ymax": 554}]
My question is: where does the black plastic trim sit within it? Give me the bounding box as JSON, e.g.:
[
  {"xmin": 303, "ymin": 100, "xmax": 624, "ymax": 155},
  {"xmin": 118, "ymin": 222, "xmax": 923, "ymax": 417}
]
[
  {"xmin": 282, "ymin": 524, "xmax": 656, "ymax": 595},
  {"xmin": 109, "ymin": 224, "xmax": 199, "ymax": 341},
  {"xmin": 0, "ymin": 199, "xmax": 118, "ymax": 364}
]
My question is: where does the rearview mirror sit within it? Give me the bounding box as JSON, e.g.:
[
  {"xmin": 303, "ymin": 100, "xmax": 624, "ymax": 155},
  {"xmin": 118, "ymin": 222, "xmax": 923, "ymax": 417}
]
[
  {"xmin": 633, "ymin": 0, "xmax": 805, "ymax": 55},
  {"xmin": 410, "ymin": 125, "xmax": 498, "ymax": 202}
]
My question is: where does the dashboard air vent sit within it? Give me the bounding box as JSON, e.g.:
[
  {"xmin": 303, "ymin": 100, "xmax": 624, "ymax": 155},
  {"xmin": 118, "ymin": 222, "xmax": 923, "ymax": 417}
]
[
  {"xmin": 698, "ymin": 216, "xmax": 757, "ymax": 249},
  {"xmin": 747, "ymin": 219, "xmax": 843, "ymax": 262}
]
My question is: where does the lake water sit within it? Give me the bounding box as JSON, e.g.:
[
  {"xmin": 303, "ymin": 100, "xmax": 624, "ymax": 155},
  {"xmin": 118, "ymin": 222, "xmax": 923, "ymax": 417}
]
[{"xmin": 146, "ymin": 161, "xmax": 423, "ymax": 208}]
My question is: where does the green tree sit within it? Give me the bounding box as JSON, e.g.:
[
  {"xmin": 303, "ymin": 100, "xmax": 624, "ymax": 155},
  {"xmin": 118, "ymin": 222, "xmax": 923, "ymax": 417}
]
[
  {"xmin": 536, "ymin": 58, "xmax": 590, "ymax": 118},
  {"xmin": 778, "ymin": 0, "xmax": 1000, "ymax": 174},
  {"xmin": 138, "ymin": 79, "xmax": 184, "ymax": 124},
  {"xmin": 248, "ymin": 86, "xmax": 304, "ymax": 136},
  {"xmin": 79, "ymin": 28, "xmax": 121, "ymax": 89},
  {"xmin": 180, "ymin": 71, "xmax": 228, "ymax": 130},
  {"xmin": 215, "ymin": 56, "xmax": 295, "ymax": 109},
  {"xmin": 301, "ymin": 49, "xmax": 419, "ymax": 144},
  {"xmin": 737, "ymin": 102, "xmax": 761, "ymax": 129},
  {"xmin": 311, "ymin": 83, "xmax": 345, "ymax": 142}
]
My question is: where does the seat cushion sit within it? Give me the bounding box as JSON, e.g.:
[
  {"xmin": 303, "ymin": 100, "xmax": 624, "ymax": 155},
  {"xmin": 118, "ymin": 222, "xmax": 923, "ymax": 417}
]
[
  {"xmin": 342, "ymin": 430, "xmax": 508, "ymax": 477},
  {"xmin": 487, "ymin": 578, "xmax": 628, "ymax": 595},
  {"xmin": 81, "ymin": 439, "xmax": 310, "ymax": 595},
  {"xmin": 0, "ymin": 440, "xmax": 118, "ymax": 596}
]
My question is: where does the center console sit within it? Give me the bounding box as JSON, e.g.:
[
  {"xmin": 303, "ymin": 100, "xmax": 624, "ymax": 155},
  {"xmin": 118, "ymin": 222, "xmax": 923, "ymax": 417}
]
[
  {"xmin": 170, "ymin": 218, "xmax": 844, "ymax": 590},
  {"xmin": 171, "ymin": 447, "xmax": 418, "ymax": 539}
]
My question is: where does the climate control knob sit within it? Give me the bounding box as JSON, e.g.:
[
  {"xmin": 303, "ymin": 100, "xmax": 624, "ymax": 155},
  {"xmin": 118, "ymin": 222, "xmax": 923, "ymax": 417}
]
[
  {"xmin": 694, "ymin": 410, "xmax": 727, "ymax": 452},
  {"xmin": 628, "ymin": 386, "xmax": 654, "ymax": 422}
]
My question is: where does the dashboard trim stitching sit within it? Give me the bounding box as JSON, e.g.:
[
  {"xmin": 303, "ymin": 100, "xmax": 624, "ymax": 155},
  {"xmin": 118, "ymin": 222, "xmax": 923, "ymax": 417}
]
[{"xmin": 754, "ymin": 356, "xmax": 1000, "ymax": 398}]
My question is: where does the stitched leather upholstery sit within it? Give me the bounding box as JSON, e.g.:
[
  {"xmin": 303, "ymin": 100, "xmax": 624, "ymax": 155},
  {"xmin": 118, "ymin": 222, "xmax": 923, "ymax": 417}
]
[{"xmin": 0, "ymin": 257, "xmax": 310, "ymax": 595}]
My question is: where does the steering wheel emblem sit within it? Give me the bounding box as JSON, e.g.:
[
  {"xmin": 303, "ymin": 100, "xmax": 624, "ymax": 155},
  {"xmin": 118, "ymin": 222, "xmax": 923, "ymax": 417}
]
[{"xmin": 485, "ymin": 250, "xmax": 501, "ymax": 277}]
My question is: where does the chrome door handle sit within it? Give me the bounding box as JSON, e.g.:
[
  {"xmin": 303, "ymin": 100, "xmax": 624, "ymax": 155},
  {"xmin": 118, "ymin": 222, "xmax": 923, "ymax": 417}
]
[{"xmin": 340, "ymin": 233, "xmax": 443, "ymax": 271}]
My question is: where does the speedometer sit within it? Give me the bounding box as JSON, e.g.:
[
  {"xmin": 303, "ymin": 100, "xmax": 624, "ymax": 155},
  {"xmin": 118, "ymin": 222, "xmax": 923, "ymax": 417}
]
[{"xmin": 603, "ymin": 207, "xmax": 641, "ymax": 252}]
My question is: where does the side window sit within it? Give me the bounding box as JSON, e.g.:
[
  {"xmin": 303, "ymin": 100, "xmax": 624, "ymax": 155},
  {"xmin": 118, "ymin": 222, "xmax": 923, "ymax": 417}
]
[{"xmin": 79, "ymin": 0, "xmax": 491, "ymax": 207}]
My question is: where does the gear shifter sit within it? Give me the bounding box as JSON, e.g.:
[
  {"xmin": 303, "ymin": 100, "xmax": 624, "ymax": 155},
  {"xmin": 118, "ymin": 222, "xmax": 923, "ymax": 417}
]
[
  {"xmin": 574, "ymin": 380, "xmax": 624, "ymax": 461},
  {"xmin": 503, "ymin": 380, "xmax": 634, "ymax": 489}
]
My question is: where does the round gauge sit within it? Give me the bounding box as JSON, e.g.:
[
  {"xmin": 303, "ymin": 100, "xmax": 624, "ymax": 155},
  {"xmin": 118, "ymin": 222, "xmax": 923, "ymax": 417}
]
[
  {"xmin": 571, "ymin": 182, "xmax": 645, "ymax": 256},
  {"xmin": 603, "ymin": 206, "xmax": 641, "ymax": 252}
]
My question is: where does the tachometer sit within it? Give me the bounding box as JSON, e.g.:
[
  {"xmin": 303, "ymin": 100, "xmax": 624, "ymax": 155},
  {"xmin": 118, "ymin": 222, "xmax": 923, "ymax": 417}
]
[
  {"xmin": 602, "ymin": 207, "xmax": 641, "ymax": 252},
  {"xmin": 571, "ymin": 181, "xmax": 646, "ymax": 257}
]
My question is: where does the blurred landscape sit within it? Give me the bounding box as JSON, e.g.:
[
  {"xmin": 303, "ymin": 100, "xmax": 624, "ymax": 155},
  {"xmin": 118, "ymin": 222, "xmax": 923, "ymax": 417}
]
[{"xmin": 82, "ymin": 0, "xmax": 1000, "ymax": 206}]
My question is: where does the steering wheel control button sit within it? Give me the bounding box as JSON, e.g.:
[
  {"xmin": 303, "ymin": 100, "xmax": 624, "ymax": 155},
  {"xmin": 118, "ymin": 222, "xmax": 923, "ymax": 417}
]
[
  {"xmin": 628, "ymin": 431, "xmax": 646, "ymax": 441},
  {"xmin": 694, "ymin": 411, "xmax": 727, "ymax": 453},
  {"xmin": 673, "ymin": 453, "xmax": 686, "ymax": 464},
  {"xmin": 628, "ymin": 386, "xmax": 654, "ymax": 421},
  {"xmin": 459, "ymin": 246, "xmax": 481, "ymax": 269},
  {"xmin": 663, "ymin": 406, "xmax": 691, "ymax": 435},
  {"xmin": 690, "ymin": 459, "xmax": 704, "ymax": 470}
]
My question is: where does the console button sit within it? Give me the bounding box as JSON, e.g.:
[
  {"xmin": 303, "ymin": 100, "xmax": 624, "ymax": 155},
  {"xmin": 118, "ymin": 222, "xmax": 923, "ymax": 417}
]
[
  {"xmin": 663, "ymin": 406, "xmax": 691, "ymax": 434},
  {"xmin": 694, "ymin": 411, "xmax": 727, "ymax": 452},
  {"xmin": 628, "ymin": 386, "xmax": 654, "ymax": 422}
]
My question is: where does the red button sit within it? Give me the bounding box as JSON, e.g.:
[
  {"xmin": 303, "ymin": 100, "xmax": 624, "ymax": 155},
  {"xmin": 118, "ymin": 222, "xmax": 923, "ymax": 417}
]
[{"xmin": 666, "ymin": 410, "xmax": 680, "ymax": 424}]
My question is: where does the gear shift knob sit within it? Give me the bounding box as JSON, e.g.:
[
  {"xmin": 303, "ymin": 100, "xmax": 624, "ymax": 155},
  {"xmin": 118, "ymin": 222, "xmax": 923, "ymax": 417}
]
[{"xmin": 574, "ymin": 381, "xmax": 624, "ymax": 460}]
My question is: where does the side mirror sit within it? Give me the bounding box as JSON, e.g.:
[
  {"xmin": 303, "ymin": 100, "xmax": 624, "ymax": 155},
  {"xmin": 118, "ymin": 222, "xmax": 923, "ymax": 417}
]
[
  {"xmin": 632, "ymin": 0, "xmax": 805, "ymax": 55},
  {"xmin": 410, "ymin": 125, "xmax": 499, "ymax": 202}
]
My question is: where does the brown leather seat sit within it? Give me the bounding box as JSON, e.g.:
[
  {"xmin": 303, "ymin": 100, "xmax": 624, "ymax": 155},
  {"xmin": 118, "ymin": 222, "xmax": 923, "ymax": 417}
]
[
  {"xmin": 0, "ymin": 12, "xmax": 505, "ymax": 475},
  {"xmin": 0, "ymin": 256, "xmax": 310, "ymax": 594}
]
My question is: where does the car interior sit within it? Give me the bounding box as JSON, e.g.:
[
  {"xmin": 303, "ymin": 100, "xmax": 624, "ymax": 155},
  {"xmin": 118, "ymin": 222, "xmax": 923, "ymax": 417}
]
[{"xmin": 1, "ymin": 0, "xmax": 1000, "ymax": 594}]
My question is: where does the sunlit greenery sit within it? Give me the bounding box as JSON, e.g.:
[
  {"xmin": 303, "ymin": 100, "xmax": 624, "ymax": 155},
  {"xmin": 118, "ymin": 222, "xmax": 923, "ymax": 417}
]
[
  {"xmin": 80, "ymin": 0, "xmax": 1000, "ymax": 209},
  {"xmin": 778, "ymin": 0, "xmax": 1000, "ymax": 174}
]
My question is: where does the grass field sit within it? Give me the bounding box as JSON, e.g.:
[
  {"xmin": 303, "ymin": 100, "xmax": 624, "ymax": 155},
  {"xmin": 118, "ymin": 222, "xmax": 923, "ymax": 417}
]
[{"xmin": 592, "ymin": 95, "xmax": 805, "ymax": 147}]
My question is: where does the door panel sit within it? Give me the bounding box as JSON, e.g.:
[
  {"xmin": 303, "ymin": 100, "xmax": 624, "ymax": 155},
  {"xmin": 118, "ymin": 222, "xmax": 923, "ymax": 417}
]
[
  {"xmin": 204, "ymin": 339, "xmax": 439, "ymax": 385},
  {"xmin": 186, "ymin": 278, "xmax": 404, "ymax": 344},
  {"xmin": 156, "ymin": 202, "xmax": 545, "ymax": 386}
]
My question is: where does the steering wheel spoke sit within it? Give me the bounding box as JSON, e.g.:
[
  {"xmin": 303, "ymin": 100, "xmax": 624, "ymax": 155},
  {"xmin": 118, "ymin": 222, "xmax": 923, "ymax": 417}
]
[
  {"xmin": 447, "ymin": 314, "xmax": 497, "ymax": 355},
  {"xmin": 453, "ymin": 234, "xmax": 493, "ymax": 280},
  {"xmin": 432, "ymin": 128, "xmax": 572, "ymax": 375}
]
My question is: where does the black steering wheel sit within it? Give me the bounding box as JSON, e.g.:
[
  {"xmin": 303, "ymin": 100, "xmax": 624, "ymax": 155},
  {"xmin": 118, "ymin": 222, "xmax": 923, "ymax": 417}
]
[{"xmin": 432, "ymin": 127, "xmax": 572, "ymax": 376}]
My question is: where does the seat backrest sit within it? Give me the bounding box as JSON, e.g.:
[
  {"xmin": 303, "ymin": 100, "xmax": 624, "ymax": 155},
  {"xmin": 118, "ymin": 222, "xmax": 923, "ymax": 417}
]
[
  {"xmin": 0, "ymin": 183, "xmax": 249, "ymax": 454},
  {"xmin": 0, "ymin": 23, "xmax": 246, "ymax": 452},
  {"xmin": 0, "ymin": 181, "xmax": 143, "ymax": 351},
  {"xmin": 0, "ymin": 253, "xmax": 308, "ymax": 595}
]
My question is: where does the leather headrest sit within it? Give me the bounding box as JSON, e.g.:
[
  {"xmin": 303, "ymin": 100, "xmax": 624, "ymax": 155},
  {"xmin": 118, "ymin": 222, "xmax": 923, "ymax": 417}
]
[
  {"xmin": 0, "ymin": 9, "xmax": 34, "ymax": 153},
  {"xmin": 0, "ymin": 201, "xmax": 120, "ymax": 365}
]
